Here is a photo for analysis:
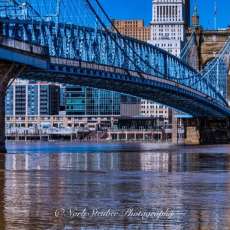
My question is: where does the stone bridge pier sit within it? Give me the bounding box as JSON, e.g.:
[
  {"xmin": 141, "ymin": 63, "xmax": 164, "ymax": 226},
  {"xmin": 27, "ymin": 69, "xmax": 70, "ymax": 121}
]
[
  {"xmin": 0, "ymin": 61, "xmax": 25, "ymax": 153},
  {"xmin": 183, "ymin": 117, "xmax": 230, "ymax": 145}
]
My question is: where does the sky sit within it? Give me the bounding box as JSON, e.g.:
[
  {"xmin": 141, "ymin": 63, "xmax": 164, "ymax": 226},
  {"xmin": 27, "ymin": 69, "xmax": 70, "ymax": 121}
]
[{"xmin": 100, "ymin": 0, "xmax": 230, "ymax": 29}]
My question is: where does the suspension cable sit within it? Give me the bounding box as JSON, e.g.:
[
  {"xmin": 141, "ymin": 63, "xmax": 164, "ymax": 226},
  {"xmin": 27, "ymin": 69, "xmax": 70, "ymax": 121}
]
[
  {"xmin": 85, "ymin": 0, "xmax": 148, "ymax": 78},
  {"xmin": 85, "ymin": 0, "xmax": 170, "ymax": 78}
]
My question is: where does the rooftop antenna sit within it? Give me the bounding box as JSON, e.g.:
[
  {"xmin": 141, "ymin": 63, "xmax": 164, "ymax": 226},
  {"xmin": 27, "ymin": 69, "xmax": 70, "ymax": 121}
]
[{"xmin": 214, "ymin": 0, "xmax": 217, "ymax": 30}]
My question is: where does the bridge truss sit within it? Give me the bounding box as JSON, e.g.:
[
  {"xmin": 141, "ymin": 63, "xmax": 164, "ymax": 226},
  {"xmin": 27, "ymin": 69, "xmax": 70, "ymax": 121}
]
[{"xmin": 0, "ymin": 0, "xmax": 229, "ymax": 116}]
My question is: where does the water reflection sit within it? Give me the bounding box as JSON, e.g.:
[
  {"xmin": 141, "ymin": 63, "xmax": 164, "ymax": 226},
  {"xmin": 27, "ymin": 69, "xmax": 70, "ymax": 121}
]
[
  {"xmin": 0, "ymin": 154, "xmax": 5, "ymax": 230},
  {"xmin": 0, "ymin": 145, "xmax": 230, "ymax": 229},
  {"xmin": 6, "ymin": 150, "xmax": 230, "ymax": 172}
]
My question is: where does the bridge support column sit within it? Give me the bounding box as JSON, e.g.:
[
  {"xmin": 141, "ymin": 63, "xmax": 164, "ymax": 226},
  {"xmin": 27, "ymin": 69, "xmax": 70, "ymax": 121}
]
[
  {"xmin": 183, "ymin": 118, "xmax": 230, "ymax": 145},
  {"xmin": 0, "ymin": 61, "xmax": 25, "ymax": 153},
  {"xmin": 172, "ymin": 113, "xmax": 178, "ymax": 144},
  {"xmin": 0, "ymin": 93, "xmax": 6, "ymax": 153}
]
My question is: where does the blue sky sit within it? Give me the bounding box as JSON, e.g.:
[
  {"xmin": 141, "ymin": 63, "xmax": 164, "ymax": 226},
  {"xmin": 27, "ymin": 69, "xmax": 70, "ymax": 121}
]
[{"xmin": 100, "ymin": 0, "xmax": 230, "ymax": 29}]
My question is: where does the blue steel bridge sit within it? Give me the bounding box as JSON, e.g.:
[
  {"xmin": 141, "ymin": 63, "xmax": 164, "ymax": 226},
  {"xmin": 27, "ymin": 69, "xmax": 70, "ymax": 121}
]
[
  {"xmin": 0, "ymin": 0, "xmax": 229, "ymax": 119},
  {"xmin": 0, "ymin": 0, "xmax": 230, "ymax": 117}
]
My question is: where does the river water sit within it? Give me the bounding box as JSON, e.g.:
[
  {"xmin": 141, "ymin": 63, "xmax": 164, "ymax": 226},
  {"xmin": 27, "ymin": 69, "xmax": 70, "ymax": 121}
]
[{"xmin": 1, "ymin": 142, "xmax": 230, "ymax": 229}]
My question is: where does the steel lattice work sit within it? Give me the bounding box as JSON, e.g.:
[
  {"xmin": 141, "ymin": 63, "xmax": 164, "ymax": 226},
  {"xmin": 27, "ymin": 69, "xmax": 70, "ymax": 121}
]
[
  {"xmin": 199, "ymin": 38, "xmax": 230, "ymax": 100},
  {"xmin": 0, "ymin": 0, "xmax": 229, "ymax": 117},
  {"xmin": 180, "ymin": 32, "xmax": 199, "ymax": 70},
  {"xmin": 181, "ymin": 30, "xmax": 230, "ymax": 102}
]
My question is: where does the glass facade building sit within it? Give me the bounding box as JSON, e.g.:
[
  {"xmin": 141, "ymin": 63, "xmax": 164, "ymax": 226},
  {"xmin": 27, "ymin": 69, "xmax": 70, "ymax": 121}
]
[
  {"xmin": 6, "ymin": 82, "xmax": 138, "ymax": 117},
  {"xmin": 5, "ymin": 80, "xmax": 60, "ymax": 116},
  {"xmin": 65, "ymin": 86, "xmax": 121, "ymax": 116}
]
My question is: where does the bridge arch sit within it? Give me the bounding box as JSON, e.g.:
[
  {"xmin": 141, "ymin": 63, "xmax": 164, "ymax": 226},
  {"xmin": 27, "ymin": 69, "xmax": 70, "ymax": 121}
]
[
  {"xmin": 20, "ymin": 56, "xmax": 230, "ymax": 118},
  {"xmin": 0, "ymin": 33, "xmax": 228, "ymax": 118}
]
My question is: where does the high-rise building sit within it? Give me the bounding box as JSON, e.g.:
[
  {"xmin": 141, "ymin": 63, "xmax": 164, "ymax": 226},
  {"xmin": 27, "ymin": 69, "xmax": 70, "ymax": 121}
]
[
  {"xmin": 140, "ymin": 0, "xmax": 190, "ymax": 121},
  {"xmin": 112, "ymin": 19, "xmax": 150, "ymax": 41},
  {"xmin": 150, "ymin": 0, "xmax": 190, "ymax": 56},
  {"xmin": 65, "ymin": 86, "xmax": 120, "ymax": 116},
  {"xmin": 185, "ymin": 0, "xmax": 191, "ymax": 27},
  {"xmin": 112, "ymin": 18, "xmax": 177, "ymax": 122},
  {"xmin": 5, "ymin": 80, "xmax": 60, "ymax": 116}
]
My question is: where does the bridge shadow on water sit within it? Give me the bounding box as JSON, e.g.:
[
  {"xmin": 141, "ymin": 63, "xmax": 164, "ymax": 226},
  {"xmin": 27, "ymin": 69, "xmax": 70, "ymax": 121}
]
[{"xmin": 0, "ymin": 144, "xmax": 229, "ymax": 229}]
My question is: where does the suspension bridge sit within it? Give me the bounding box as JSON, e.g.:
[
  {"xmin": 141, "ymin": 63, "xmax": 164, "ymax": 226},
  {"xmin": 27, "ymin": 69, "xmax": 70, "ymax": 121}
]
[{"xmin": 0, "ymin": 0, "xmax": 229, "ymax": 151}]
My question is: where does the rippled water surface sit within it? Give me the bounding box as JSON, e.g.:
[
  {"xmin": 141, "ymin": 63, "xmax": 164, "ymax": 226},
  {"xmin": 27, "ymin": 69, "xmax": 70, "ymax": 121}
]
[{"xmin": 0, "ymin": 143, "xmax": 230, "ymax": 229}]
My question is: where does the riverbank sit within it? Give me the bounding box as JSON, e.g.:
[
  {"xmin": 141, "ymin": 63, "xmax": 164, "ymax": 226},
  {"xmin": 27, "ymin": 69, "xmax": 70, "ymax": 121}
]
[
  {"xmin": 6, "ymin": 141, "xmax": 176, "ymax": 154},
  {"xmin": 6, "ymin": 141, "xmax": 230, "ymax": 154}
]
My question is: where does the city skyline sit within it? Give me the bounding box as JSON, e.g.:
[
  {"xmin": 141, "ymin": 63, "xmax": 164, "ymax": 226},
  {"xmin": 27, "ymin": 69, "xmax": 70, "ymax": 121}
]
[{"xmin": 101, "ymin": 0, "xmax": 230, "ymax": 29}]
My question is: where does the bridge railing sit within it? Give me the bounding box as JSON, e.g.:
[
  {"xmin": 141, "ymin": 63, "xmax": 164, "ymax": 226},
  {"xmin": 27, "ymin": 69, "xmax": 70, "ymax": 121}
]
[{"xmin": 0, "ymin": 35, "xmax": 46, "ymax": 55}]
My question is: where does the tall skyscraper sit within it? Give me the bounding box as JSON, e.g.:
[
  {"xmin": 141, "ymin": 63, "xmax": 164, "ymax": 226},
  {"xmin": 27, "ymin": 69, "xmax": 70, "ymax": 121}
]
[
  {"xmin": 140, "ymin": 0, "xmax": 190, "ymax": 122},
  {"xmin": 150, "ymin": 0, "xmax": 190, "ymax": 56},
  {"xmin": 185, "ymin": 0, "xmax": 191, "ymax": 27}
]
